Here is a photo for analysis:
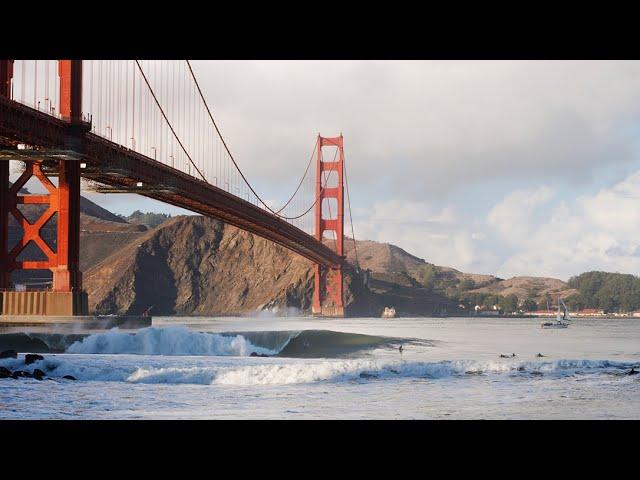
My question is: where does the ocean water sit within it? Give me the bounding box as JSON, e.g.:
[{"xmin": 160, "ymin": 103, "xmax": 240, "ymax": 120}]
[{"xmin": 1, "ymin": 316, "xmax": 639, "ymax": 419}]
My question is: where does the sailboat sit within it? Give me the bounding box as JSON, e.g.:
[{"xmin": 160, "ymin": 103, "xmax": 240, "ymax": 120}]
[{"xmin": 541, "ymin": 298, "xmax": 571, "ymax": 329}]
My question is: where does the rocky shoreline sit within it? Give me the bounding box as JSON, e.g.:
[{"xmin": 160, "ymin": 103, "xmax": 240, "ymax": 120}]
[{"xmin": 0, "ymin": 350, "xmax": 76, "ymax": 381}]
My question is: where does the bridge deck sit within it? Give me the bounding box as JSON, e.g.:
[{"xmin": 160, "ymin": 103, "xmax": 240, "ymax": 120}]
[{"xmin": 0, "ymin": 96, "xmax": 343, "ymax": 268}]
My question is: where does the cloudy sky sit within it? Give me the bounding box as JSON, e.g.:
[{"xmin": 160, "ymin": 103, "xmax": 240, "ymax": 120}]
[{"xmin": 79, "ymin": 61, "xmax": 640, "ymax": 280}]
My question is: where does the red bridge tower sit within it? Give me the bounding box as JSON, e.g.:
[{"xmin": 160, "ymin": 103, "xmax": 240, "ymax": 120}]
[
  {"xmin": 312, "ymin": 134, "xmax": 345, "ymax": 317},
  {"xmin": 0, "ymin": 60, "xmax": 87, "ymax": 316}
]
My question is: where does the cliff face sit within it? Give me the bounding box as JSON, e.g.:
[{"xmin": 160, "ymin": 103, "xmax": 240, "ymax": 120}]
[{"xmin": 85, "ymin": 216, "xmax": 337, "ymax": 315}]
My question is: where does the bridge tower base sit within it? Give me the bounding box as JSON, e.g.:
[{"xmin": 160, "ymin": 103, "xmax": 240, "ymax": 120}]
[
  {"xmin": 312, "ymin": 135, "xmax": 345, "ymax": 318},
  {"xmin": 0, "ymin": 60, "xmax": 87, "ymax": 316}
]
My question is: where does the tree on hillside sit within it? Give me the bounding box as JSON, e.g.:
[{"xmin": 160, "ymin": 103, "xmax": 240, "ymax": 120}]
[
  {"xmin": 567, "ymin": 271, "xmax": 640, "ymax": 313},
  {"xmin": 538, "ymin": 293, "xmax": 552, "ymax": 311},
  {"xmin": 417, "ymin": 264, "xmax": 437, "ymax": 290},
  {"xmin": 458, "ymin": 278, "xmax": 476, "ymax": 292},
  {"xmin": 522, "ymin": 298, "xmax": 537, "ymax": 312},
  {"xmin": 499, "ymin": 294, "xmax": 519, "ymax": 314}
]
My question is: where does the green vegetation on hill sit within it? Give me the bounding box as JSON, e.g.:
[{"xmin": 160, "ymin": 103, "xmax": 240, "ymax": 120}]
[
  {"xmin": 118, "ymin": 210, "xmax": 171, "ymax": 229},
  {"xmin": 415, "ymin": 264, "xmax": 520, "ymax": 313},
  {"xmin": 566, "ymin": 271, "xmax": 640, "ymax": 313},
  {"xmin": 416, "ymin": 264, "xmax": 474, "ymax": 296}
]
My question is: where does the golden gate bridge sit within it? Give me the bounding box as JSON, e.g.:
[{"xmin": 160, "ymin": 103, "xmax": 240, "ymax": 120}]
[{"xmin": 0, "ymin": 60, "xmax": 357, "ymax": 318}]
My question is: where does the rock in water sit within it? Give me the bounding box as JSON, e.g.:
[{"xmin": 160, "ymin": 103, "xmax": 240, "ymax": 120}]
[
  {"xmin": 0, "ymin": 366, "xmax": 12, "ymax": 378},
  {"xmin": 25, "ymin": 354, "xmax": 44, "ymax": 365},
  {"xmin": 0, "ymin": 350, "xmax": 18, "ymax": 359},
  {"xmin": 32, "ymin": 369, "xmax": 45, "ymax": 380},
  {"xmin": 62, "ymin": 375, "xmax": 77, "ymax": 381},
  {"xmin": 11, "ymin": 370, "xmax": 32, "ymax": 379}
]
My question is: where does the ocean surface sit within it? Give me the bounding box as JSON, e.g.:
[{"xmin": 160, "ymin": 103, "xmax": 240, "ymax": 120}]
[{"xmin": 1, "ymin": 316, "xmax": 639, "ymax": 419}]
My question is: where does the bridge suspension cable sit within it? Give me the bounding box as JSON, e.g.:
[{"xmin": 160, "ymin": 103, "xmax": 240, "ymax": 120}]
[
  {"xmin": 134, "ymin": 60, "xmax": 207, "ymax": 183},
  {"xmin": 185, "ymin": 60, "xmax": 322, "ymax": 221},
  {"xmin": 344, "ymin": 150, "xmax": 359, "ymax": 268}
]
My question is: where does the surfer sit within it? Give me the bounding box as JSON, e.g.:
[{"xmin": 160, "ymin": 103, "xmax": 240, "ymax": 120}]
[
  {"xmin": 536, "ymin": 353, "xmax": 545, "ymax": 358},
  {"xmin": 399, "ymin": 345, "xmax": 403, "ymax": 355},
  {"xmin": 629, "ymin": 367, "xmax": 638, "ymax": 375}
]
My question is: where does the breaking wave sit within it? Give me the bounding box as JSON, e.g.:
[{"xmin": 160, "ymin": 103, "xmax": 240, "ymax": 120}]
[
  {"xmin": 1, "ymin": 327, "xmax": 418, "ymax": 358},
  {"xmin": 65, "ymin": 326, "xmax": 275, "ymax": 356},
  {"xmin": 253, "ymin": 329, "xmax": 412, "ymax": 358}
]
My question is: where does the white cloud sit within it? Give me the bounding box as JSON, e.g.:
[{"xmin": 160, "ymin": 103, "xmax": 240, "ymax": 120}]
[
  {"xmin": 354, "ymin": 199, "xmax": 499, "ymax": 274},
  {"xmin": 352, "ymin": 170, "xmax": 640, "ymax": 281},
  {"xmin": 487, "ymin": 186, "xmax": 555, "ymax": 246},
  {"xmin": 494, "ymin": 170, "xmax": 640, "ymax": 280},
  {"xmin": 191, "ymin": 60, "xmax": 640, "ymax": 199}
]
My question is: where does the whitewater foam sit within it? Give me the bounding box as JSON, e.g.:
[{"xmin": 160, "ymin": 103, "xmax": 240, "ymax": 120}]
[
  {"xmin": 3, "ymin": 356, "xmax": 631, "ymax": 386},
  {"xmin": 118, "ymin": 358, "xmax": 640, "ymax": 386}
]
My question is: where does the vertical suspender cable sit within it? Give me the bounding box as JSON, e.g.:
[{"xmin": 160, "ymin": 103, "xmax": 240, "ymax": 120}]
[{"xmin": 343, "ymin": 151, "xmax": 359, "ymax": 268}]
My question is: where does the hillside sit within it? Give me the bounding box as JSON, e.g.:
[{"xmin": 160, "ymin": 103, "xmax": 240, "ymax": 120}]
[
  {"xmin": 343, "ymin": 238, "xmax": 497, "ymax": 286},
  {"xmin": 466, "ymin": 276, "xmax": 578, "ymax": 306},
  {"xmin": 339, "ymin": 237, "xmax": 583, "ymax": 312}
]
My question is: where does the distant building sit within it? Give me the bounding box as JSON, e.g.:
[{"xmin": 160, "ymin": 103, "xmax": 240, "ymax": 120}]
[
  {"xmin": 527, "ymin": 310, "xmax": 557, "ymax": 317},
  {"xmin": 474, "ymin": 304, "xmax": 501, "ymax": 316},
  {"xmin": 574, "ymin": 308, "xmax": 605, "ymax": 316}
]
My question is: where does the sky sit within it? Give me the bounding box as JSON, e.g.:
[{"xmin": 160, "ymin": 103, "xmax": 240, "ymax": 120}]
[{"xmin": 16, "ymin": 60, "xmax": 640, "ymax": 281}]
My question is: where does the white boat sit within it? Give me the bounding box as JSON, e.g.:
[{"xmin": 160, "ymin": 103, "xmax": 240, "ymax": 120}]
[
  {"xmin": 382, "ymin": 307, "xmax": 397, "ymax": 319},
  {"xmin": 541, "ymin": 298, "xmax": 570, "ymax": 329}
]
